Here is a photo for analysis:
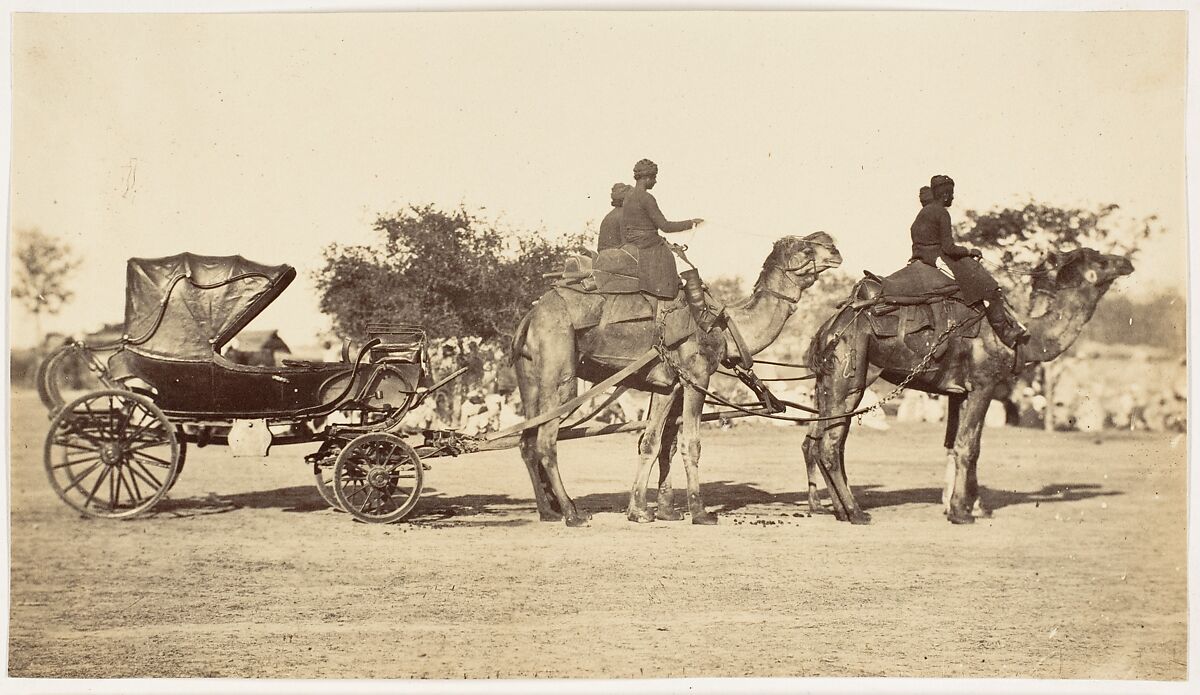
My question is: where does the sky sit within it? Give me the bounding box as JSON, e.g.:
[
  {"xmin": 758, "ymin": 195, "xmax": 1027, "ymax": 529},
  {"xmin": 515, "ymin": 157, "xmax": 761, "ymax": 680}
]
[{"xmin": 8, "ymin": 10, "xmax": 1188, "ymax": 349}]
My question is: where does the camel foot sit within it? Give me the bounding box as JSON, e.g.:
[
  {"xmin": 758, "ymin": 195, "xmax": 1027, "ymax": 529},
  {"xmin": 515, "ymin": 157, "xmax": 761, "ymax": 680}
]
[
  {"xmin": 564, "ymin": 512, "xmax": 591, "ymax": 528},
  {"xmin": 691, "ymin": 511, "xmax": 719, "ymax": 525},
  {"xmin": 627, "ymin": 507, "xmax": 655, "ymax": 524},
  {"xmin": 947, "ymin": 511, "xmax": 975, "ymax": 525},
  {"xmin": 848, "ymin": 510, "xmax": 872, "ymax": 525},
  {"xmin": 655, "ymin": 506, "xmax": 684, "ymax": 521},
  {"xmin": 537, "ymin": 510, "xmax": 564, "ymax": 522}
]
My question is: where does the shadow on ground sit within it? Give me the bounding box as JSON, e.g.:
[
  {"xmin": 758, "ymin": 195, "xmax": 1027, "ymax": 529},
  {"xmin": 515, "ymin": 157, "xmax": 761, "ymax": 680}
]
[{"xmin": 149, "ymin": 479, "xmax": 1122, "ymax": 524}]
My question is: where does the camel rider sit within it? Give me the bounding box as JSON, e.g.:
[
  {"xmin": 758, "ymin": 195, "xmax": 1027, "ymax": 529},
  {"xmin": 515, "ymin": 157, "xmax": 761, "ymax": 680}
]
[
  {"xmin": 910, "ymin": 174, "xmax": 1029, "ymax": 348},
  {"xmin": 919, "ymin": 185, "xmax": 933, "ymax": 206},
  {"xmin": 597, "ymin": 182, "xmax": 632, "ymax": 252},
  {"xmin": 621, "ymin": 159, "xmax": 704, "ymax": 299}
]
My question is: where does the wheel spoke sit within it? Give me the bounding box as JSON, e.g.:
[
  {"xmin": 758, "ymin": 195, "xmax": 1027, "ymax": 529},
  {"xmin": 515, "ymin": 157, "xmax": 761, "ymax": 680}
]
[
  {"xmin": 128, "ymin": 459, "xmax": 164, "ymax": 490},
  {"xmin": 82, "ymin": 401, "xmax": 112, "ymax": 438},
  {"xmin": 62, "ymin": 462, "xmax": 103, "ymax": 493},
  {"xmin": 110, "ymin": 464, "xmax": 121, "ymax": 509},
  {"xmin": 51, "ymin": 454, "xmax": 104, "ymax": 470},
  {"xmin": 51, "ymin": 439, "xmax": 101, "ymax": 454},
  {"xmin": 126, "ymin": 463, "xmax": 144, "ymax": 500},
  {"xmin": 82, "ymin": 467, "xmax": 112, "ymax": 509},
  {"xmin": 125, "ymin": 437, "xmax": 171, "ymax": 454},
  {"xmin": 357, "ymin": 487, "xmax": 379, "ymax": 514},
  {"xmin": 131, "ymin": 451, "xmax": 174, "ymax": 469},
  {"xmin": 346, "ymin": 483, "xmax": 369, "ymax": 501}
]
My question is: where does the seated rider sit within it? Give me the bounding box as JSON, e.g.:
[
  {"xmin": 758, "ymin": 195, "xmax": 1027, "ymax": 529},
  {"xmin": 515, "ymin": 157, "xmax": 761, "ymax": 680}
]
[
  {"xmin": 620, "ymin": 158, "xmax": 704, "ymax": 299},
  {"xmin": 910, "ymin": 174, "xmax": 1029, "ymax": 349},
  {"xmin": 597, "ymin": 182, "xmax": 632, "ymax": 252}
]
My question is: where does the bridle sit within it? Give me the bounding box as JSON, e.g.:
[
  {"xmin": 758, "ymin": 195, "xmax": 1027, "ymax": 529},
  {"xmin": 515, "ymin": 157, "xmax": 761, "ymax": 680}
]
[{"xmin": 758, "ymin": 238, "xmax": 836, "ymax": 307}]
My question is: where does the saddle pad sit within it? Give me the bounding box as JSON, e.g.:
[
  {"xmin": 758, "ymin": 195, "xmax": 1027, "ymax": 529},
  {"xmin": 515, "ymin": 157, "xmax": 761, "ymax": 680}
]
[
  {"xmin": 591, "ymin": 246, "xmax": 643, "ymax": 294},
  {"xmin": 865, "ymin": 312, "xmax": 899, "ymax": 337},
  {"xmin": 600, "ymin": 292, "xmax": 655, "ymax": 328},
  {"xmin": 877, "ymin": 261, "xmax": 961, "ymax": 303}
]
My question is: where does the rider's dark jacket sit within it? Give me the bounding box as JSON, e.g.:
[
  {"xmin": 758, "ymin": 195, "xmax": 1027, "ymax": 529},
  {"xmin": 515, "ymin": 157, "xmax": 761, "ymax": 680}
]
[{"xmin": 909, "ymin": 201, "xmax": 999, "ymax": 305}]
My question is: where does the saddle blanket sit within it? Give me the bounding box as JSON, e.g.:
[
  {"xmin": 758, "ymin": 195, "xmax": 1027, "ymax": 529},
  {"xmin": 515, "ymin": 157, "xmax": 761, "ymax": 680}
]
[{"xmin": 550, "ymin": 285, "xmax": 697, "ymax": 348}]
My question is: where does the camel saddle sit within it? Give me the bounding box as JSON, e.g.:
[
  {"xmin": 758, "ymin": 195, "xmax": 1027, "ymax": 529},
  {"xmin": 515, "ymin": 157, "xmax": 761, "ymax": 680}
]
[
  {"xmin": 546, "ymin": 248, "xmax": 698, "ymax": 348},
  {"xmin": 848, "ymin": 261, "xmax": 982, "ymax": 359}
]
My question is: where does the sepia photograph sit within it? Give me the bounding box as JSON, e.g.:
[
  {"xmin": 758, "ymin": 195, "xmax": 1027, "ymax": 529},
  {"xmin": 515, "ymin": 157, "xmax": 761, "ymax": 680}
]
[{"xmin": 4, "ymin": 5, "xmax": 1192, "ymax": 692}]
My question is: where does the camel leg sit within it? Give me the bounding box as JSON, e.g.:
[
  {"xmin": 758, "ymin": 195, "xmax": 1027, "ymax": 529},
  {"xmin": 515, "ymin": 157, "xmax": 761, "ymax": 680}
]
[
  {"xmin": 515, "ymin": 353, "xmax": 562, "ymax": 521},
  {"xmin": 810, "ymin": 338, "xmax": 872, "ymax": 524},
  {"xmin": 803, "ymin": 430, "xmax": 827, "ymax": 514},
  {"xmin": 627, "ymin": 388, "xmax": 679, "ymax": 523},
  {"xmin": 515, "ymin": 303, "xmax": 589, "ymax": 527},
  {"xmin": 679, "ymin": 384, "xmax": 718, "ymax": 525},
  {"xmin": 946, "ymin": 388, "xmax": 991, "ymax": 525},
  {"xmin": 655, "ymin": 394, "xmax": 685, "ymax": 521},
  {"xmin": 941, "ymin": 393, "xmax": 965, "ymax": 515}
]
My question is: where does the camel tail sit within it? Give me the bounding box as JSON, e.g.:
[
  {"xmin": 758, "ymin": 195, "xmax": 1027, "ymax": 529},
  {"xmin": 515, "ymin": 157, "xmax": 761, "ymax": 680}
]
[{"xmin": 510, "ymin": 310, "xmax": 534, "ymax": 364}]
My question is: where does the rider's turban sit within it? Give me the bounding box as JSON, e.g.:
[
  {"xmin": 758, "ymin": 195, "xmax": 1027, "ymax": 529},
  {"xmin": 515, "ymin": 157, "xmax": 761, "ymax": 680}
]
[
  {"xmin": 930, "ymin": 174, "xmax": 955, "ymax": 190},
  {"xmin": 919, "ymin": 186, "xmax": 933, "ymax": 204},
  {"xmin": 611, "ymin": 182, "xmax": 632, "ymax": 205},
  {"xmin": 633, "ymin": 159, "xmax": 659, "ymax": 180}
]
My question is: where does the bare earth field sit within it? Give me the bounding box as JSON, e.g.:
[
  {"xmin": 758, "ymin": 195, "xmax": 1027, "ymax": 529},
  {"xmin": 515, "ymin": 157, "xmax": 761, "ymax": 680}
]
[{"xmin": 7, "ymin": 390, "xmax": 1187, "ymax": 680}]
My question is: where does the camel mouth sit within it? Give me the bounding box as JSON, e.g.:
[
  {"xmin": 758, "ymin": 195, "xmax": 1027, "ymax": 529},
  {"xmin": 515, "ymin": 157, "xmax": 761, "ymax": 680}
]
[{"xmin": 1113, "ymin": 258, "xmax": 1135, "ymax": 277}]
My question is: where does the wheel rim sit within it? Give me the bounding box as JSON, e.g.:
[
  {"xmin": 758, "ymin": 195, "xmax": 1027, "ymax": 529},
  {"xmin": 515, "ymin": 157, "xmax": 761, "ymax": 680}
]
[
  {"xmin": 313, "ymin": 466, "xmax": 344, "ymax": 511},
  {"xmin": 44, "ymin": 390, "xmax": 179, "ymax": 519},
  {"xmin": 332, "ymin": 434, "xmax": 423, "ymax": 523}
]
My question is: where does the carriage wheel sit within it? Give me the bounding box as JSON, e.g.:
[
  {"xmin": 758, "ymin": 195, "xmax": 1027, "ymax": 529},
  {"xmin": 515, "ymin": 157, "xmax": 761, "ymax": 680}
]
[
  {"xmin": 44, "ymin": 389, "xmax": 181, "ymax": 519},
  {"xmin": 332, "ymin": 433, "xmax": 423, "ymax": 523},
  {"xmin": 313, "ymin": 464, "xmax": 344, "ymax": 511},
  {"xmin": 166, "ymin": 438, "xmax": 188, "ymax": 492}
]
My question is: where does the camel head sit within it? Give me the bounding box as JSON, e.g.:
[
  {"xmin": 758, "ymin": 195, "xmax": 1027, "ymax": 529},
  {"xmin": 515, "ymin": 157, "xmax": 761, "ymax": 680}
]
[
  {"xmin": 760, "ymin": 231, "xmax": 843, "ymax": 294},
  {"xmin": 1031, "ymin": 247, "xmax": 1135, "ymax": 300}
]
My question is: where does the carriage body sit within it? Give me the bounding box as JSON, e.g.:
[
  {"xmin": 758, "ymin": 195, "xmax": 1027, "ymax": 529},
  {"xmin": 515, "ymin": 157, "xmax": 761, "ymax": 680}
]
[{"xmin": 41, "ymin": 253, "xmax": 452, "ymax": 524}]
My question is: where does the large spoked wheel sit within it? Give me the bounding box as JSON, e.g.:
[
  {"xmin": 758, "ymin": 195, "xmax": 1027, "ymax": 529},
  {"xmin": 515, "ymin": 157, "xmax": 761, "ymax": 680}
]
[
  {"xmin": 332, "ymin": 433, "xmax": 423, "ymax": 523},
  {"xmin": 44, "ymin": 389, "xmax": 181, "ymax": 519}
]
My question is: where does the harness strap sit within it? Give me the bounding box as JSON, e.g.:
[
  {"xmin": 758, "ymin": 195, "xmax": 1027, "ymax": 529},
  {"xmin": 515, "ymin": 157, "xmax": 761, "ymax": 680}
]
[{"xmin": 483, "ymin": 347, "xmax": 660, "ymax": 441}]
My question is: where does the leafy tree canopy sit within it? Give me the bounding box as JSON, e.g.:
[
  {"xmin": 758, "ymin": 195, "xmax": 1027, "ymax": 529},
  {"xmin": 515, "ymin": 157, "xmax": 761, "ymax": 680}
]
[
  {"xmin": 316, "ymin": 205, "xmax": 586, "ymax": 342},
  {"xmin": 11, "ymin": 228, "xmax": 80, "ymax": 337}
]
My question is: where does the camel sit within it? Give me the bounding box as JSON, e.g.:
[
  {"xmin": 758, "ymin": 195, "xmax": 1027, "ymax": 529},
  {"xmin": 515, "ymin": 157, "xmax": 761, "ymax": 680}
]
[
  {"xmin": 802, "ymin": 247, "xmax": 1134, "ymax": 524},
  {"xmin": 512, "ymin": 232, "xmax": 843, "ymax": 526}
]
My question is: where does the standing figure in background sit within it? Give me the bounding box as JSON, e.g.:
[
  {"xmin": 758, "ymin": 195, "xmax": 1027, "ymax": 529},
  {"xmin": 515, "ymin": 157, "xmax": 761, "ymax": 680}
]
[
  {"xmin": 620, "ymin": 158, "xmax": 704, "ymax": 298},
  {"xmin": 597, "ymin": 182, "xmax": 632, "ymax": 252}
]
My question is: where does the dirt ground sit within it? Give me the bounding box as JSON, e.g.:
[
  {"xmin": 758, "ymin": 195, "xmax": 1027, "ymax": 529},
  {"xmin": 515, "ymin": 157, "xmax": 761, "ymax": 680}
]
[{"xmin": 7, "ymin": 389, "xmax": 1187, "ymax": 680}]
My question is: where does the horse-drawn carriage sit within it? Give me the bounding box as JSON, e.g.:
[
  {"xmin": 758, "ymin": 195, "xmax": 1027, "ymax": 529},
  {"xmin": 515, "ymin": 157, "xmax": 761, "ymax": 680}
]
[{"xmin": 40, "ymin": 253, "xmax": 465, "ymax": 524}]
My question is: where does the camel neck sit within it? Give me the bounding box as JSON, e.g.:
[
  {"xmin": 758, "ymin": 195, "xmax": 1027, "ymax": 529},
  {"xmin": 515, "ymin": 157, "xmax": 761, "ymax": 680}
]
[
  {"xmin": 1022, "ymin": 285, "xmax": 1100, "ymax": 362},
  {"xmin": 724, "ymin": 266, "xmax": 803, "ymax": 356}
]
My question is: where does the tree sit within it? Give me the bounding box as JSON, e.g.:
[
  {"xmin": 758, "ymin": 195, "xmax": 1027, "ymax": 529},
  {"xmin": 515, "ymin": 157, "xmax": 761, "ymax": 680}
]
[
  {"xmin": 956, "ymin": 200, "xmax": 1161, "ymax": 315},
  {"xmin": 957, "ymin": 200, "xmax": 1163, "ymax": 430},
  {"xmin": 315, "ymin": 205, "xmax": 586, "ymax": 343},
  {"xmin": 315, "ymin": 205, "xmax": 586, "ymax": 423},
  {"xmin": 11, "ymin": 228, "xmax": 80, "ymax": 344}
]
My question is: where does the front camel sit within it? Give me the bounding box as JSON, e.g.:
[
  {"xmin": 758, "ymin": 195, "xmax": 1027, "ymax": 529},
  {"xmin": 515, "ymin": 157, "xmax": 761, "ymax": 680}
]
[
  {"xmin": 802, "ymin": 247, "xmax": 1134, "ymax": 524},
  {"xmin": 511, "ymin": 232, "xmax": 842, "ymax": 526}
]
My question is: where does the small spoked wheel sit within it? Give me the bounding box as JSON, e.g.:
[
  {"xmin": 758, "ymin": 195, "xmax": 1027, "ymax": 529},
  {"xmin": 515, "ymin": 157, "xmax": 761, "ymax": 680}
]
[
  {"xmin": 43, "ymin": 389, "xmax": 181, "ymax": 519},
  {"xmin": 332, "ymin": 433, "xmax": 423, "ymax": 523}
]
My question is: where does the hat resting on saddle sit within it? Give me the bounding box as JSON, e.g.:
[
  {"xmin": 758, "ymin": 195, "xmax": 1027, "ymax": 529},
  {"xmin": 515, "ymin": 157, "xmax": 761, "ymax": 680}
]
[
  {"xmin": 610, "ymin": 182, "xmax": 632, "ymax": 206},
  {"xmin": 633, "ymin": 159, "xmax": 658, "ymax": 180},
  {"xmin": 930, "ymin": 174, "xmax": 955, "ymax": 190}
]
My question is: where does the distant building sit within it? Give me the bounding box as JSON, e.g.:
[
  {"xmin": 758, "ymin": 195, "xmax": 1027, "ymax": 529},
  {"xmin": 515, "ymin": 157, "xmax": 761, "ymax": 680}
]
[{"xmin": 224, "ymin": 330, "xmax": 292, "ymax": 366}]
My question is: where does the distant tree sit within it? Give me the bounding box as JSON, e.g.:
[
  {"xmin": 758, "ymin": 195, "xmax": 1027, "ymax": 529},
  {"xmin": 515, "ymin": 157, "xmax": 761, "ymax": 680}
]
[
  {"xmin": 708, "ymin": 275, "xmax": 746, "ymax": 305},
  {"xmin": 315, "ymin": 205, "xmax": 586, "ymax": 343},
  {"xmin": 1080, "ymin": 289, "xmax": 1185, "ymax": 353},
  {"xmin": 958, "ymin": 201, "xmax": 1163, "ymax": 430},
  {"xmin": 11, "ymin": 228, "xmax": 80, "ymax": 344},
  {"xmin": 956, "ymin": 200, "xmax": 1161, "ymax": 315},
  {"xmin": 316, "ymin": 205, "xmax": 587, "ymax": 424}
]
